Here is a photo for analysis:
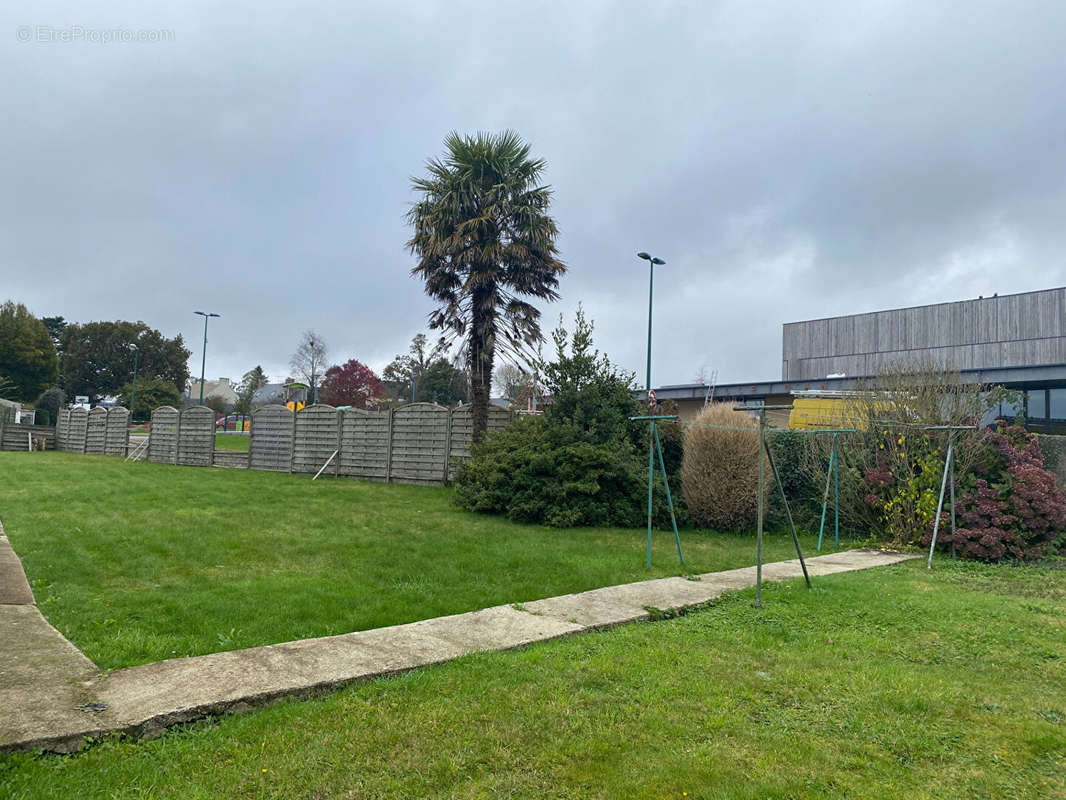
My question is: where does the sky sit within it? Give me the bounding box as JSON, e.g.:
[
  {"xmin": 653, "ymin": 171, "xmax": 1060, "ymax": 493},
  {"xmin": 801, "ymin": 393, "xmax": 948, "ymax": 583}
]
[{"xmin": 3, "ymin": 1, "xmax": 1065, "ymax": 391}]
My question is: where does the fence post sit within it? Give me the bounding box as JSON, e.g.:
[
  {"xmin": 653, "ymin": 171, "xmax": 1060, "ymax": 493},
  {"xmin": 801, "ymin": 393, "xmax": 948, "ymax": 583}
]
[
  {"xmin": 173, "ymin": 409, "xmax": 182, "ymax": 465},
  {"xmin": 246, "ymin": 413, "xmax": 253, "ymax": 468},
  {"xmin": 384, "ymin": 407, "xmax": 394, "ymax": 483},
  {"xmin": 442, "ymin": 408, "xmax": 453, "ymax": 483},
  {"xmin": 289, "ymin": 410, "xmax": 296, "ymax": 473},
  {"xmin": 335, "ymin": 409, "xmax": 343, "ymax": 476}
]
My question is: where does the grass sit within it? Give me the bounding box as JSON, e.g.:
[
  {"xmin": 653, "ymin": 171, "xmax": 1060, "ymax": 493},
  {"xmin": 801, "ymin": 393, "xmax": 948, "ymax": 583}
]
[
  {"xmin": 0, "ymin": 451, "xmax": 829, "ymax": 670},
  {"xmin": 214, "ymin": 433, "xmax": 250, "ymax": 451},
  {"xmin": 1, "ymin": 559, "xmax": 1062, "ymax": 798}
]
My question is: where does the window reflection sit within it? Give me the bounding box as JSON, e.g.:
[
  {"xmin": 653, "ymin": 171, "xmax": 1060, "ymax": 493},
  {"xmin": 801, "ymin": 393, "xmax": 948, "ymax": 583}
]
[
  {"xmin": 1028, "ymin": 390, "xmax": 1047, "ymax": 420},
  {"xmin": 1050, "ymin": 389, "xmax": 1066, "ymax": 420}
]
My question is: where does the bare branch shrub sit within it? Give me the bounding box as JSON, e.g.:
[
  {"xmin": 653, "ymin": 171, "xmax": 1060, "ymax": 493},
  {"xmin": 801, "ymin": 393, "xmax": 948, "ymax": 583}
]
[
  {"xmin": 681, "ymin": 403, "xmax": 769, "ymax": 530},
  {"xmin": 801, "ymin": 361, "xmax": 1012, "ymax": 542}
]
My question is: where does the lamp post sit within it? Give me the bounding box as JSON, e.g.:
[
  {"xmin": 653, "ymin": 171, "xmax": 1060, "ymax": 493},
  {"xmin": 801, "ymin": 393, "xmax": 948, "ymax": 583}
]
[
  {"xmin": 129, "ymin": 343, "xmax": 139, "ymax": 422},
  {"xmin": 637, "ymin": 252, "xmax": 665, "ymax": 392},
  {"xmin": 194, "ymin": 311, "xmax": 221, "ymax": 404},
  {"xmin": 635, "ymin": 251, "xmax": 683, "ymax": 568}
]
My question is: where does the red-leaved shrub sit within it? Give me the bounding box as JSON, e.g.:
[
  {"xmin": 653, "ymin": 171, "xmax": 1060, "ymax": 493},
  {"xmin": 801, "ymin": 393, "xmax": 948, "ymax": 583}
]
[{"xmin": 932, "ymin": 424, "xmax": 1066, "ymax": 561}]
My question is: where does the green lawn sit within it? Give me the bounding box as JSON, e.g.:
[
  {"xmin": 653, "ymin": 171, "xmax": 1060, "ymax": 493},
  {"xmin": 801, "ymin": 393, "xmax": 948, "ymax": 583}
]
[
  {"xmin": 1, "ymin": 559, "xmax": 1062, "ymax": 799},
  {"xmin": 0, "ymin": 451, "xmax": 830, "ymax": 670},
  {"xmin": 214, "ymin": 433, "xmax": 250, "ymax": 451}
]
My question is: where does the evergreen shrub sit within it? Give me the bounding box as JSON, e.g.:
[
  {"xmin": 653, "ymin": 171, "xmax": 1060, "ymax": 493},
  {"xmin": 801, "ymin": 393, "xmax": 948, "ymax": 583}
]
[{"xmin": 454, "ymin": 310, "xmax": 681, "ymax": 528}]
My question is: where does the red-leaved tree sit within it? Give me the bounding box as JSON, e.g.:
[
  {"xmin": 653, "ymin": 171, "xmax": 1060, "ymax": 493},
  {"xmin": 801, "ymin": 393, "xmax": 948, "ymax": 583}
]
[{"xmin": 318, "ymin": 359, "xmax": 385, "ymax": 409}]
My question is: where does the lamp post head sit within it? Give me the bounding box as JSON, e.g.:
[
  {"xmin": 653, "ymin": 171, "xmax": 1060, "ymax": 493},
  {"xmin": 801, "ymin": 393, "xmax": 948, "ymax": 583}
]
[
  {"xmin": 637, "ymin": 252, "xmax": 666, "ymax": 265},
  {"xmin": 651, "ymin": 257, "xmax": 665, "ymax": 265},
  {"xmin": 637, "ymin": 251, "xmax": 651, "ymax": 260}
]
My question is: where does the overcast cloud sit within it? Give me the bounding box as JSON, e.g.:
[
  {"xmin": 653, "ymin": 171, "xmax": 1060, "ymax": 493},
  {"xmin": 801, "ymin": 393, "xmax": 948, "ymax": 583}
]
[{"xmin": 3, "ymin": 1, "xmax": 1065, "ymax": 391}]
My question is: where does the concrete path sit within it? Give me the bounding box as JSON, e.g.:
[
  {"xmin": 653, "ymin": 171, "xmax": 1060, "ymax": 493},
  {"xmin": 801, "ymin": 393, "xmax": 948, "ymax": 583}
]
[
  {"xmin": 0, "ymin": 523, "xmax": 101, "ymax": 754},
  {"xmin": 0, "ymin": 533, "xmax": 916, "ymax": 754}
]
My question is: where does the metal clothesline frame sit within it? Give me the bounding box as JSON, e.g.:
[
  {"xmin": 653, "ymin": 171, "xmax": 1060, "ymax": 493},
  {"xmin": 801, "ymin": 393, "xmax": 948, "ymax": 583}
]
[
  {"xmin": 630, "ymin": 414, "xmax": 685, "ymax": 568},
  {"xmin": 679, "ymin": 416, "xmax": 857, "ymax": 555}
]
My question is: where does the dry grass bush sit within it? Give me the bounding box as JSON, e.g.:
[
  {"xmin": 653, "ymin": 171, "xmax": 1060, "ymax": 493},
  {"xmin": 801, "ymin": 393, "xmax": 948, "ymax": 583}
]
[{"xmin": 681, "ymin": 403, "xmax": 769, "ymax": 530}]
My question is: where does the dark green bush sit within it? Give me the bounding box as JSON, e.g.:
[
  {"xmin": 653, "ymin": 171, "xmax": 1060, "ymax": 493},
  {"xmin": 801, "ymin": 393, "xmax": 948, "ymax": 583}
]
[
  {"xmin": 34, "ymin": 387, "xmax": 65, "ymax": 428},
  {"xmin": 454, "ymin": 310, "xmax": 682, "ymax": 528},
  {"xmin": 767, "ymin": 429, "xmax": 821, "ymax": 529}
]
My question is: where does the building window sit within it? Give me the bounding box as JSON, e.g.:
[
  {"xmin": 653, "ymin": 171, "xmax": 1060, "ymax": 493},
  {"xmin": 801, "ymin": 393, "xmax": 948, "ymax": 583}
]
[
  {"xmin": 1050, "ymin": 389, "xmax": 1066, "ymax": 421},
  {"xmin": 1000, "ymin": 397, "xmax": 1021, "ymax": 424},
  {"xmin": 1028, "ymin": 389, "xmax": 1047, "ymax": 420}
]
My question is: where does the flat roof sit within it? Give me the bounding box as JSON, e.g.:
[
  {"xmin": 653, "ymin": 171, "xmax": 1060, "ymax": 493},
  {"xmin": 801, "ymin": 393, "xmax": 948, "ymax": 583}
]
[
  {"xmin": 783, "ymin": 285, "xmax": 1066, "ymax": 327},
  {"xmin": 654, "ymin": 362, "xmax": 1066, "ymax": 400}
]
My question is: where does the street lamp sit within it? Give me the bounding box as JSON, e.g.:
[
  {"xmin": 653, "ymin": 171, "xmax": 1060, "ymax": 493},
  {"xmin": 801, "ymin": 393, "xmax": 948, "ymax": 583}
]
[
  {"xmin": 637, "ymin": 252, "xmax": 665, "ymax": 392},
  {"xmin": 635, "ymin": 251, "xmax": 683, "ymax": 568},
  {"xmin": 129, "ymin": 343, "xmax": 139, "ymax": 422},
  {"xmin": 194, "ymin": 311, "xmax": 221, "ymax": 404}
]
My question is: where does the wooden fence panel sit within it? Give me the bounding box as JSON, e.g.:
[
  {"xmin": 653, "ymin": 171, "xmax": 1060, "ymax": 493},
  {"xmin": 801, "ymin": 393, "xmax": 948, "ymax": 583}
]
[
  {"xmin": 104, "ymin": 407, "xmax": 129, "ymax": 456},
  {"xmin": 447, "ymin": 405, "xmax": 513, "ymax": 480},
  {"xmin": 338, "ymin": 408, "xmax": 390, "ymax": 480},
  {"xmin": 55, "ymin": 408, "xmax": 71, "ymax": 451},
  {"xmin": 177, "ymin": 406, "xmax": 215, "ymax": 467},
  {"xmin": 67, "ymin": 407, "xmax": 88, "ymax": 453},
  {"xmin": 85, "ymin": 407, "xmax": 108, "ymax": 454},
  {"xmin": 148, "ymin": 406, "xmax": 179, "ymax": 464},
  {"xmin": 292, "ymin": 405, "xmax": 341, "ymax": 474},
  {"xmin": 0, "ymin": 423, "xmax": 56, "ymax": 451},
  {"xmin": 390, "ymin": 403, "xmax": 449, "ymax": 484},
  {"xmin": 249, "ymin": 406, "xmax": 294, "ymax": 472}
]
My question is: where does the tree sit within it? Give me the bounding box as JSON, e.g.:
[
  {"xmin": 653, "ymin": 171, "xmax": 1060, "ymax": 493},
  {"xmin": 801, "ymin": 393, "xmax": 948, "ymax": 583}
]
[
  {"xmin": 60, "ymin": 321, "xmax": 189, "ymax": 403},
  {"xmin": 418, "ymin": 359, "xmax": 469, "ymax": 406},
  {"xmin": 407, "ymin": 130, "xmax": 565, "ymax": 440},
  {"xmin": 454, "ymin": 311, "xmax": 679, "ymax": 528},
  {"xmin": 319, "ymin": 359, "xmax": 385, "ymax": 408},
  {"xmin": 235, "ymin": 366, "xmax": 269, "ymax": 414},
  {"xmin": 34, "ymin": 387, "xmax": 66, "ymax": 426},
  {"xmin": 289, "ymin": 331, "xmax": 327, "ymax": 404},
  {"xmin": 0, "ymin": 301, "xmax": 60, "ymax": 401},
  {"xmin": 41, "ymin": 316, "xmax": 67, "ymax": 352},
  {"xmin": 118, "ymin": 377, "xmax": 181, "ymax": 418},
  {"xmin": 382, "ymin": 333, "xmax": 442, "ymax": 401},
  {"xmin": 494, "ymin": 363, "xmax": 533, "ymax": 405},
  {"xmin": 203, "ymin": 394, "xmax": 233, "ymax": 415}
]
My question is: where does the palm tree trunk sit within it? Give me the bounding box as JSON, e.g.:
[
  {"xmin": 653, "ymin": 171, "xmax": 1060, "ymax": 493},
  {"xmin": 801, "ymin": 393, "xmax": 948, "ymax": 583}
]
[{"xmin": 469, "ymin": 288, "xmax": 495, "ymax": 442}]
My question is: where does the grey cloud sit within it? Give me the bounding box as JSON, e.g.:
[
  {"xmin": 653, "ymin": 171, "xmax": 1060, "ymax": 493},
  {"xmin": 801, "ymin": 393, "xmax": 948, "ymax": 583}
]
[{"xmin": 2, "ymin": 1, "xmax": 1065, "ymax": 389}]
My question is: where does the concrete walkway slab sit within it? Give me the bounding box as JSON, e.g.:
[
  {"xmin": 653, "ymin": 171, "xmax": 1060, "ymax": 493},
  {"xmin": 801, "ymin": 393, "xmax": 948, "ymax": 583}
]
[
  {"xmin": 0, "ymin": 547, "xmax": 917, "ymax": 753},
  {"xmin": 0, "ymin": 533, "xmax": 34, "ymax": 605}
]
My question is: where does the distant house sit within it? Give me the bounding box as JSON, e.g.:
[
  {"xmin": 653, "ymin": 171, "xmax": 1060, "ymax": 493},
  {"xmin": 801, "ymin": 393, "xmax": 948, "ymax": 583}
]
[
  {"xmin": 251, "ymin": 382, "xmax": 308, "ymax": 410},
  {"xmin": 0, "ymin": 397, "xmax": 21, "ymax": 423},
  {"xmin": 186, "ymin": 377, "xmax": 238, "ymax": 408}
]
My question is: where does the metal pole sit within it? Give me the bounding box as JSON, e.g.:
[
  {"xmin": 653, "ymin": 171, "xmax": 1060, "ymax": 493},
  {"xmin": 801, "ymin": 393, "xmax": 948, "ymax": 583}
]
[
  {"xmin": 653, "ymin": 424, "xmax": 683, "ymax": 566},
  {"xmin": 833, "ymin": 433, "xmax": 840, "ymax": 548},
  {"xmin": 927, "ymin": 439, "xmax": 954, "ymax": 568},
  {"xmin": 646, "ymin": 421, "xmax": 655, "ymax": 569},
  {"xmin": 764, "ymin": 438, "xmax": 811, "ymax": 588},
  {"xmin": 949, "ymin": 448, "xmax": 957, "ymax": 559},
  {"xmin": 199, "ymin": 315, "xmax": 209, "ymax": 404},
  {"xmin": 644, "ymin": 256, "xmax": 655, "ymax": 569},
  {"xmin": 645, "ymin": 259, "xmax": 653, "ymax": 392},
  {"xmin": 756, "ymin": 409, "xmax": 765, "ymax": 608},
  {"xmin": 816, "ymin": 442, "xmax": 835, "ymax": 551}
]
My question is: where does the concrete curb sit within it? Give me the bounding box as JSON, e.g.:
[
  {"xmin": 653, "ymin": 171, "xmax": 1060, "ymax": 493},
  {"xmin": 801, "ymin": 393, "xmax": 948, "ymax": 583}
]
[{"xmin": 0, "ymin": 548, "xmax": 917, "ymax": 753}]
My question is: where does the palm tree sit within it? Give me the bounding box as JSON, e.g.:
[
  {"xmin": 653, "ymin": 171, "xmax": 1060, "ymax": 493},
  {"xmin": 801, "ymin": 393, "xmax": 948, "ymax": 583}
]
[{"xmin": 407, "ymin": 131, "xmax": 565, "ymax": 439}]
